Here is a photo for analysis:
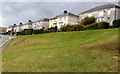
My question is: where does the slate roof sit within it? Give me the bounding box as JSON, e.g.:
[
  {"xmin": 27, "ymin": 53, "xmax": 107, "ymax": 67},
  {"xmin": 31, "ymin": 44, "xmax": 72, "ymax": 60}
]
[
  {"xmin": 80, "ymin": 4, "xmax": 120, "ymax": 14},
  {"xmin": 50, "ymin": 12, "xmax": 78, "ymax": 20},
  {"xmin": 36, "ymin": 18, "xmax": 49, "ymax": 22},
  {"xmin": 57, "ymin": 12, "xmax": 79, "ymax": 17}
]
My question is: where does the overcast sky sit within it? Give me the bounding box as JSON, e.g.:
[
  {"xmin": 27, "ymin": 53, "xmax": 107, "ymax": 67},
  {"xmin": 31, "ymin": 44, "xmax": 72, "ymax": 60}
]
[{"xmin": 0, "ymin": 2, "xmax": 117, "ymax": 27}]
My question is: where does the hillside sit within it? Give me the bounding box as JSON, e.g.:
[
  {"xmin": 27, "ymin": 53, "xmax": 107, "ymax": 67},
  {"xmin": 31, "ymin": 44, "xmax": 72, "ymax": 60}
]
[
  {"xmin": 2, "ymin": 28, "xmax": 118, "ymax": 72},
  {"xmin": 0, "ymin": 26, "xmax": 7, "ymax": 32}
]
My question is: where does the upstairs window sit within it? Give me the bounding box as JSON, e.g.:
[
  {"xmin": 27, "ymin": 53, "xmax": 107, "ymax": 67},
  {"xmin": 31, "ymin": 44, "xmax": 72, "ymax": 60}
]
[
  {"xmin": 53, "ymin": 23, "xmax": 57, "ymax": 26},
  {"xmin": 96, "ymin": 17, "xmax": 105, "ymax": 22},
  {"xmin": 59, "ymin": 22, "xmax": 63, "ymax": 25},
  {"xmin": 108, "ymin": 10, "xmax": 111, "ymax": 15},
  {"xmin": 99, "ymin": 11, "xmax": 104, "ymax": 16}
]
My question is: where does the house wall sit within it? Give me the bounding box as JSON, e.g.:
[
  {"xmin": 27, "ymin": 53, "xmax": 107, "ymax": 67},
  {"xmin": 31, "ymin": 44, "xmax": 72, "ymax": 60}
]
[
  {"xmin": 42, "ymin": 21, "xmax": 49, "ymax": 29},
  {"xmin": 49, "ymin": 19, "xmax": 57, "ymax": 28},
  {"xmin": 32, "ymin": 21, "xmax": 49, "ymax": 30},
  {"xmin": 68, "ymin": 16, "xmax": 79, "ymax": 25},
  {"xmin": 79, "ymin": 7, "xmax": 119, "ymax": 26},
  {"xmin": 116, "ymin": 8, "xmax": 120, "ymax": 20},
  {"xmin": 16, "ymin": 26, "xmax": 20, "ymax": 32},
  {"xmin": 6, "ymin": 27, "xmax": 12, "ymax": 32},
  {"xmin": 49, "ymin": 16, "xmax": 78, "ymax": 29}
]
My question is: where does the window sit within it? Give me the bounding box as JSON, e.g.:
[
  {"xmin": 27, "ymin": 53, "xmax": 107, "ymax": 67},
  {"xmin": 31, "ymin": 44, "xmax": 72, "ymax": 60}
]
[
  {"xmin": 99, "ymin": 11, "xmax": 104, "ymax": 16},
  {"xmin": 53, "ymin": 23, "xmax": 57, "ymax": 26},
  {"xmin": 88, "ymin": 13, "xmax": 92, "ymax": 17},
  {"xmin": 107, "ymin": 17, "xmax": 110, "ymax": 19},
  {"xmin": 108, "ymin": 10, "xmax": 111, "ymax": 15},
  {"xmin": 59, "ymin": 22, "xmax": 63, "ymax": 25},
  {"xmin": 96, "ymin": 17, "xmax": 105, "ymax": 22}
]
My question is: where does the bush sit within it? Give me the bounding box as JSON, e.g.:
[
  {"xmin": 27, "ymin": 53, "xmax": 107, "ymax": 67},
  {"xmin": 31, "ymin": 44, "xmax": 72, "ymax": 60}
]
[
  {"xmin": 113, "ymin": 19, "xmax": 120, "ymax": 28},
  {"xmin": 43, "ymin": 29, "xmax": 56, "ymax": 33},
  {"xmin": 33, "ymin": 29, "xmax": 43, "ymax": 34},
  {"xmin": 97, "ymin": 22, "xmax": 110, "ymax": 29},
  {"xmin": 16, "ymin": 32, "xmax": 20, "ymax": 36},
  {"xmin": 48, "ymin": 26, "xmax": 57, "ymax": 32},
  {"xmin": 60, "ymin": 25, "xmax": 70, "ymax": 32},
  {"xmin": 85, "ymin": 23, "xmax": 98, "ymax": 30},
  {"xmin": 12, "ymin": 32, "xmax": 15, "ymax": 35},
  {"xmin": 6, "ymin": 31, "xmax": 11, "ymax": 35},
  {"xmin": 20, "ymin": 29, "xmax": 33, "ymax": 35},
  {"xmin": 43, "ymin": 26, "xmax": 57, "ymax": 33},
  {"xmin": 60, "ymin": 25, "xmax": 85, "ymax": 32},
  {"xmin": 70, "ymin": 25, "xmax": 85, "ymax": 31},
  {"xmin": 80, "ymin": 16, "xmax": 96, "ymax": 26}
]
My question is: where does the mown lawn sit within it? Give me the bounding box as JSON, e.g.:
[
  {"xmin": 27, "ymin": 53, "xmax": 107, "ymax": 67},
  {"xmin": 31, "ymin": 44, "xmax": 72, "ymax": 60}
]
[{"xmin": 2, "ymin": 28, "xmax": 119, "ymax": 72}]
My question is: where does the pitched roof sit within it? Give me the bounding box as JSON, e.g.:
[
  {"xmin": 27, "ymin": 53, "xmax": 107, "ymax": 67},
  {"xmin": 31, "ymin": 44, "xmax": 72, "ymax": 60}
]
[
  {"xmin": 57, "ymin": 12, "xmax": 79, "ymax": 18},
  {"xmin": 50, "ymin": 11, "xmax": 78, "ymax": 20},
  {"xmin": 80, "ymin": 4, "xmax": 120, "ymax": 14},
  {"xmin": 36, "ymin": 18, "xmax": 49, "ymax": 22}
]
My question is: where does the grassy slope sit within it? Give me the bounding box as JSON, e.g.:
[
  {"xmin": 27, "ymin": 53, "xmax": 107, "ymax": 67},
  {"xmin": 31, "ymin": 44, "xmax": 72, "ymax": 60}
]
[{"xmin": 2, "ymin": 28, "xmax": 118, "ymax": 72}]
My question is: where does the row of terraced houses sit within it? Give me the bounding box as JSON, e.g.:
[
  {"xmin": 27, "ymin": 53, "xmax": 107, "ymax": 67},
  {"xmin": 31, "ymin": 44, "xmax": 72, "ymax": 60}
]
[{"xmin": 6, "ymin": 4, "xmax": 120, "ymax": 33}]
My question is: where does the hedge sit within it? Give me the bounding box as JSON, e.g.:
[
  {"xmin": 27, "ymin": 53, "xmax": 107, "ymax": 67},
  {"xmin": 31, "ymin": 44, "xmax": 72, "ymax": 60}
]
[
  {"xmin": 113, "ymin": 19, "xmax": 120, "ymax": 28},
  {"xmin": 97, "ymin": 22, "xmax": 110, "ymax": 29},
  {"xmin": 43, "ymin": 26, "xmax": 57, "ymax": 33},
  {"xmin": 19, "ymin": 29, "xmax": 33, "ymax": 35},
  {"xmin": 33, "ymin": 29, "xmax": 43, "ymax": 34},
  {"xmin": 85, "ymin": 23, "xmax": 98, "ymax": 30},
  {"xmin": 60, "ymin": 25, "xmax": 84, "ymax": 32}
]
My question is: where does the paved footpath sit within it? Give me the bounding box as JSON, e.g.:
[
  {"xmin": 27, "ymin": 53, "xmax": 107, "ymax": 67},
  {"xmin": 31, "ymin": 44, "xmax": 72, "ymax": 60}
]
[{"xmin": 0, "ymin": 35, "xmax": 16, "ymax": 51}]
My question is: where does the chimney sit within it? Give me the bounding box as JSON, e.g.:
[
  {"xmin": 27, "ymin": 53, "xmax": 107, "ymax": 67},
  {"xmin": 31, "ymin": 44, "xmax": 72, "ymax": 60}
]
[
  {"xmin": 29, "ymin": 20, "xmax": 32, "ymax": 23},
  {"xmin": 63, "ymin": 10, "xmax": 68, "ymax": 14},
  {"xmin": 20, "ymin": 22, "xmax": 22, "ymax": 25},
  {"xmin": 14, "ymin": 24, "xmax": 16, "ymax": 26}
]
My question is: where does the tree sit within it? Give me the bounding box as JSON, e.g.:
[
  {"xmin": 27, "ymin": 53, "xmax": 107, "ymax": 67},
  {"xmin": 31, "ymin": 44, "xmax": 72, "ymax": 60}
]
[{"xmin": 80, "ymin": 16, "xmax": 96, "ymax": 26}]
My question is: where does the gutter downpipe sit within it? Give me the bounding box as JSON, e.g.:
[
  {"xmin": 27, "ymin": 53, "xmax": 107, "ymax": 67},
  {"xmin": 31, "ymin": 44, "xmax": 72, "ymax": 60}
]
[{"xmin": 114, "ymin": 7, "xmax": 117, "ymax": 20}]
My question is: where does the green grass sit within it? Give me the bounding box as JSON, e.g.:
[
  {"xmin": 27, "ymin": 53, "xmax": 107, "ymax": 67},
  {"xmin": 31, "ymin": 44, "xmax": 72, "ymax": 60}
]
[{"xmin": 2, "ymin": 28, "xmax": 119, "ymax": 72}]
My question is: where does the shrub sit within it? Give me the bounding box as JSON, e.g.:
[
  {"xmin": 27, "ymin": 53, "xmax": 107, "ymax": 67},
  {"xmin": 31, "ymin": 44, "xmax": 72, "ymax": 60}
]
[
  {"xmin": 70, "ymin": 25, "xmax": 85, "ymax": 31},
  {"xmin": 60, "ymin": 25, "xmax": 85, "ymax": 32},
  {"xmin": 80, "ymin": 16, "xmax": 96, "ymax": 26},
  {"xmin": 43, "ymin": 26, "xmax": 57, "ymax": 33},
  {"xmin": 12, "ymin": 32, "xmax": 15, "ymax": 35},
  {"xmin": 6, "ymin": 31, "xmax": 11, "ymax": 35},
  {"xmin": 97, "ymin": 22, "xmax": 110, "ymax": 29},
  {"xmin": 113, "ymin": 19, "xmax": 120, "ymax": 28},
  {"xmin": 60, "ymin": 25, "xmax": 70, "ymax": 32},
  {"xmin": 43, "ymin": 29, "xmax": 56, "ymax": 33},
  {"xmin": 48, "ymin": 26, "xmax": 57, "ymax": 32},
  {"xmin": 20, "ymin": 29, "xmax": 33, "ymax": 35},
  {"xmin": 85, "ymin": 23, "xmax": 98, "ymax": 30},
  {"xmin": 33, "ymin": 29, "xmax": 43, "ymax": 34},
  {"xmin": 16, "ymin": 32, "xmax": 20, "ymax": 36}
]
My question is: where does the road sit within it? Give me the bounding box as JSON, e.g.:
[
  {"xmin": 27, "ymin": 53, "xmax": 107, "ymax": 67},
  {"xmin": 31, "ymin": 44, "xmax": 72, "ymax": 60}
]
[{"xmin": 0, "ymin": 35, "xmax": 16, "ymax": 50}]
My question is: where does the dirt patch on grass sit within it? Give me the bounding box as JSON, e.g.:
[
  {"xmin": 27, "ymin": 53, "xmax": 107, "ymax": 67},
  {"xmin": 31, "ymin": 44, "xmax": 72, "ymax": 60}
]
[
  {"xmin": 80, "ymin": 40, "xmax": 118, "ymax": 52},
  {"xmin": 11, "ymin": 39, "xmax": 28, "ymax": 46}
]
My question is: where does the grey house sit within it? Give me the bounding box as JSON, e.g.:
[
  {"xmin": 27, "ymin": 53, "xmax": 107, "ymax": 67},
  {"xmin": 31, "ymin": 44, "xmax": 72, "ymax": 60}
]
[{"xmin": 79, "ymin": 4, "xmax": 120, "ymax": 26}]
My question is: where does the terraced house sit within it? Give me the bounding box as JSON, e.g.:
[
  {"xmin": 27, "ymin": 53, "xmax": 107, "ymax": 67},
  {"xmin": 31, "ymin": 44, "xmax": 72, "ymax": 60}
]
[
  {"xmin": 79, "ymin": 4, "xmax": 120, "ymax": 26},
  {"xmin": 32, "ymin": 18, "xmax": 49, "ymax": 30},
  {"xmin": 49, "ymin": 10, "xmax": 79, "ymax": 30},
  {"xmin": 6, "ymin": 3, "xmax": 120, "ymax": 34}
]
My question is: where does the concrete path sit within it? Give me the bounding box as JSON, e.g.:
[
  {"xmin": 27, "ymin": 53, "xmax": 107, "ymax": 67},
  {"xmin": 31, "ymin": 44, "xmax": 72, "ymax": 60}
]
[{"xmin": 0, "ymin": 35, "xmax": 16, "ymax": 50}]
